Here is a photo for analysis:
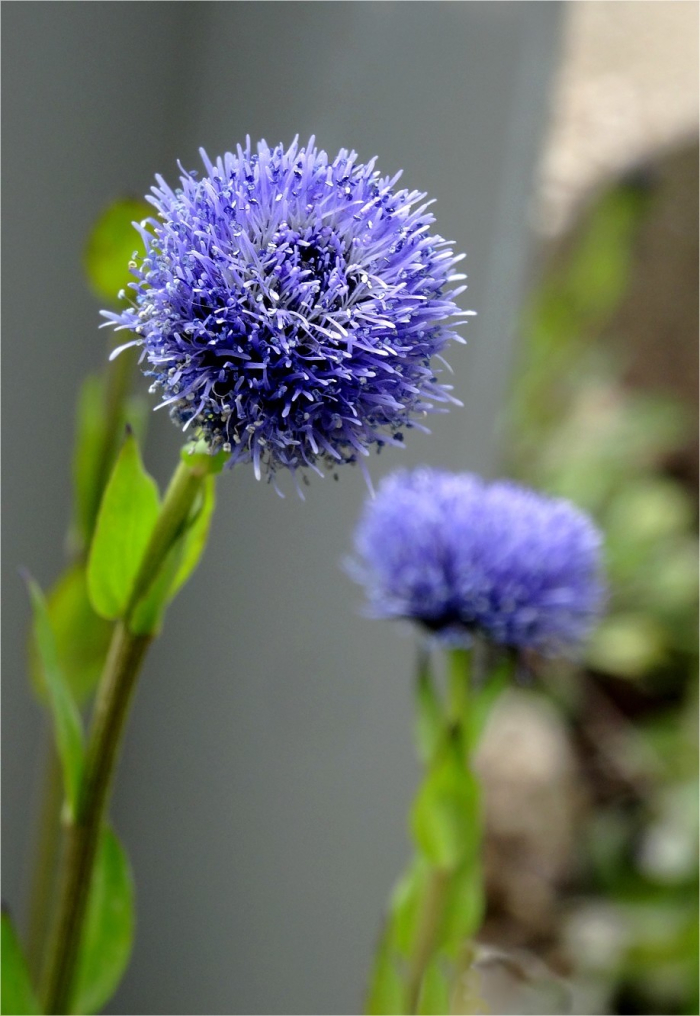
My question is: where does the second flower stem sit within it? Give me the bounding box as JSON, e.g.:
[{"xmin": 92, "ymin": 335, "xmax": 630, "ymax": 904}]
[
  {"xmin": 405, "ymin": 647, "xmax": 480, "ymax": 1014},
  {"xmin": 405, "ymin": 867, "xmax": 451, "ymax": 1014}
]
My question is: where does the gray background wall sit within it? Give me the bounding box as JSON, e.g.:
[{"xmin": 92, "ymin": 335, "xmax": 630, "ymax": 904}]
[{"xmin": 2, "ymin": 5, "xmax": 561, "ymax": 1013}]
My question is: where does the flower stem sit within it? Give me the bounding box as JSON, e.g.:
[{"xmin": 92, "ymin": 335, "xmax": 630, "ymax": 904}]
[
  {"xmin": 42, "ymin": 456, "xmax": 208, "ymax": 1015},
  {"xmin": 42, "ymin": 623, "xmax": 151, "ymax": 1014},
  {"xmin": 28, "ymin": 350, "xmax": 138, "ymax": 978},
  {"xmin": 26, "ymin": 741, "xmax": 63, "ymax": 980},
  {"xmin": 405, "ymin": 647, "xmax": 481, "ymax": 1014},
  {"xmin": 126, "ymin": 458, "xmax": 207, "ymax": 615},
  {"xmin": 405, "ymin": 867, "xmax": 451, "ymax": 1014},
  {"xmin": 448, "ymin": 647, "xmax": 471, "ymax": 733}
]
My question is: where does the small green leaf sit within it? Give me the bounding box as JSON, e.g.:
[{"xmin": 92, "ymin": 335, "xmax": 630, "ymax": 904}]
[
  {"xmin": 388, "ymin": 857, "xmax": 429, "ymax": 957},
  {"xmin": 1, "ymin": 911, "xmax": 40, "ymax": 1015},
  {"xmin": 411, "ymin": 737, "xmax": 480, "ymax": 871},
  {"xmin": 415, "ymin": 654, "xmax": 443, "ymax": 764},
  {"xmin": 467, "ymin": 656, "xmax": 512, "ymax": 750},
  {"xmin": 169, "ymin": 475, "xmax": 216, "ymax": 598},
  {"xmin": 87, "ymin": 432, "xmax": 160, "ymax": 621},
  {"xmin": 123, "ymin": 394, "xmax": 149, "ymax": 449},
  {"xmin": 417, "ymin": 958, "xmax": 449, "ymax": 1016},
  {"xmin": 438, "ymin": 861, "xmax": 484, "ymax": 956},
  {"xmin": 447, "ymin": 649, "xmax": 471, "ymax": 735},
  {"xmin": 26, "ymin": 576, "xmax": 84, "ymax": 818},
  {"xmin": 73, "ymin": 374, "xmax": 108, "ymax": 550},
  {"xmin": 71, "ymin": 376, "xmax": 150, "ymax": 557},
  {"xmin": 365, "ymin": 932, "xmax": 404, "ymax": 1016},
  {"xmin": 128, "ymin": 538, "xmax": 184, "ymax": 636},
  {"xmin": 128, "ymin": 475, "xmax": 216, "ymax": 635},
  {"xmin": 84, "ymin": 198, "xmax": 152, "ymax": 305},
  {"xmin": 180, "ymin": 441, "xmax": 229, "ymax": 475},
  {"xmin": 30, "ymin": 563, "xmax": 112, "ymax": 705},
  {"xmin": 72, "ymin": 826, "xmax": 134, "ymax": 1016}
]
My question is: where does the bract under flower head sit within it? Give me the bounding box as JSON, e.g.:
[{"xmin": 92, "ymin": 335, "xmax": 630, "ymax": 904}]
[
  {"xmin": 351, "ymin": 468, "xmax": 605, "ymax": 656},
  {"xmin": 103, "ymin": 138, "xmax": 471, "ymax": 483}
]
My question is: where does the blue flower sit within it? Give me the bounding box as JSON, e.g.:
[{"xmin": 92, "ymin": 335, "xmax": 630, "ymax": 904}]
[
  {"xmin": 103, "ymin": 138, "xmax": 471, "ymax": 483},
  {"xmin": 350, "ymin": 468, "xmax": 605, "ymax": 656}
]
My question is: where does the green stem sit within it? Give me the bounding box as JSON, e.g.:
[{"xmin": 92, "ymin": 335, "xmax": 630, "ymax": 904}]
[
  {"xmin": 126, "ymin": 459, "xmax": 206, "ymax": 615},
  {"xmin": 42, "ymin": 457, "xmax": 207, "ymax": 1015},
  {"xmin": 405, "ymin": 648, "xmax": 482, "ymax": 1014},
  {"xmin": 448, "ymin": 647, "xmax": 471, "ymax": 736},
  {"xmin": 28, "ymin": 350, "xmax": 137, "ymax": 978},
  {"xmin": 26, "ymin": 741, "xmax": 63, "ymax": 979},
  {"xmin": 42, "ymin": 624, "xmax": 151, "ymax": 1014}
]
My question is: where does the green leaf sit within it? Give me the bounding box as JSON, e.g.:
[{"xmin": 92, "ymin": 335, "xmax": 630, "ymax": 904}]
[
  {"xmin": 87, "ymin": 432, "xmax": 160, "ymax": 621},
  {"xmin": 30, "ymin": 563, "xmax": 112, "ymax": 705},
  {"xmin": 71, "ymin": 375, "xmax": 150, "ymax": 557},
  {"xmin": 72, "ymin": 826, "xmax": 134, "ymax": 1016},
  {"xmin": 168, "ymin": 475, "xmax": 216, "ymax": 599},
  {"xmin": 411, "ymin": 736, "xmax": 480, "ymax": 871},
  {"xmin": 388, "ymin": 857, "xmax": 429, "ymax": 957},
  {"xmin": 417, "ymin": 958, "xmax": 449, "ymax": 1016},
  {"xmin": 128, "ymin": 537, "xmax": 184, "ymax": 636},
  {"xmin": 180, "ymin": 441, "xmax": 229, "ymax": 475},
  {"xmin": 26, "ymin": 576, "xmax": 84, "ymax": 819},
  {"xmin": 365, "ymin": 932, "xmax": 404, "ymax": 1016},
  {"xmin": 415, "ymin": 654, "xmax": 443, "ymax": 764},
  {"xmin": 123, "ymin": 394, "xmax": 149, "ymax": 449},
  {"xmin": 84, "ymin": 198, "xmax": 152, "ymax": 305},
  {"xmin": 129, "ymin": 475, "xmax": 216, "ymax": 635},
  {"xmin": 467, "ymin": 656, "xmax": 512, "ymax": 750},
  {"xmin": 438, "ymin": 861, "xmax": 484, "ymax": 956},
  {"xmin": 1, "ymin": 911, "xmax": 40, "ymax": 1015},
  {"xmin": 73, "ymin": 374, "xmax": 108, "ymax": 550}
]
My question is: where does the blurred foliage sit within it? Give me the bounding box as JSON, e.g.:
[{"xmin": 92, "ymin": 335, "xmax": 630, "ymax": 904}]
[
  {"xmin": 30, "ymin": 196, "xmax": 152, "ymax": 706},
  {"xmin": 25, "ymin": 198, "xmax": 150, "ymax": 993},
  {"xmin": 504, "ymin": 176, "xmax": 698, "ymax": 1016},
  {"xmin": 1, "ymin": 911, "xmax": 41, "ymax": 1015},
  {"xmin": 83, "ymin": 198, "xmax": 151, "ymax": 304}
]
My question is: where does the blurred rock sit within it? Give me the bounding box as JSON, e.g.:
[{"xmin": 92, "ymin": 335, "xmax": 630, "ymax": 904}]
[
  {"xmin": 474, "ymin": 689, "xmax": 583, "ymax": 944},
  {"xmin": 450, "ymin": 943, "xmax": 573, "ymax": 1016}
]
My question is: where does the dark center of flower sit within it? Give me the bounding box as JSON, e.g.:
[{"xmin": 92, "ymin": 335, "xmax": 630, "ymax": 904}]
[{"xmin": 264, "ymin": 223, "xmax": 351, "ymax": 316}]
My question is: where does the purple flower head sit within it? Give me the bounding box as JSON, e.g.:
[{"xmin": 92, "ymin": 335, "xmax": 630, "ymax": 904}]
[
  {"xmin": 103, "ymin": 138, "xmax": 471, "ymax": 483},
  {"xmin": 351, "ymin": 468, "xmax": 605, "ymax": 656}
]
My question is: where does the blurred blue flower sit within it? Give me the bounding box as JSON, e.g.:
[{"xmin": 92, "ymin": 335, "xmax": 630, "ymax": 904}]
[
  {"xmin": 103, "ymin": 139, "xmax": 471, "ymax": 482},
  {"xmin": 351, "ymin": 468, "xmax": 605, "ymax": 655}
]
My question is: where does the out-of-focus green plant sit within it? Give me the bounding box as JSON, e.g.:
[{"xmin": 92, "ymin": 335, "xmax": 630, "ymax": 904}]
[
  {"xmin": 20, "ymin": 198, "xmax": 150, "ymax": 990},
  {"xmin": 504, "ymin": 177, "xmax": 698, "ymax": 1016}
]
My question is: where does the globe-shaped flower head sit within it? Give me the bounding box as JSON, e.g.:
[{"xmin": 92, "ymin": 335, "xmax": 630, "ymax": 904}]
[
  {"xmin": 103, "ymin": 139, "xmax": 471, "ymax": 481},
  {"xmin": 351, "ymin": 468, "xmax": 605, "ymax": 657}
]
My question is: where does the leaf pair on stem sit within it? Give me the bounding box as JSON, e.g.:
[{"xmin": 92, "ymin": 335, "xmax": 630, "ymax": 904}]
[{"xmin": 367, "ymin": 649, "xmax": 510, "ymax": 1015}]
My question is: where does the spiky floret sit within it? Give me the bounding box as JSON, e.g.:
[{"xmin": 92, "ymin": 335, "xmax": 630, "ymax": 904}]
[
  {"xmin": 351, "ymin": 468, "xmax": 605, "ymax": 656},
  {"xmin": 103, "ymin": 138, "xmax": 471, "ymax": 482}
]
